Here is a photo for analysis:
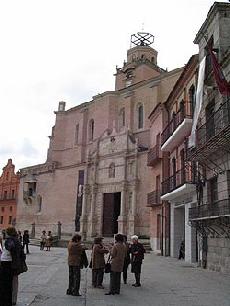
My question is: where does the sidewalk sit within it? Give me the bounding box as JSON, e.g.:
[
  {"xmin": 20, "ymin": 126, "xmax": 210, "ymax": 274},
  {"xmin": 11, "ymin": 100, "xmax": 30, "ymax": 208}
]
[{"xmin": 17, "ymin": 246, "xmax": 230, "ymax": 306}]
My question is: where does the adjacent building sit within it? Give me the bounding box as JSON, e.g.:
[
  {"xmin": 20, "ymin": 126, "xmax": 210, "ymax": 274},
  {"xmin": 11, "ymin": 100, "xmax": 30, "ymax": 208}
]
[
  {"xmin": 0, "ymin": 159, "xmax": 20, "ymax": 230},
  {"xmin": 187, "ymin": 2, "xmax": 230, "ymax": 272},
  {"xmin": 147, "ymin": 99, "xmax": 170, "ymax": 255},
  {"xmin": 160, "ymin": 55, "xmax": 198, "ymax": 262},
  {"xmin": 16, "ymin": 33, "xmax": 182, "ymax": 239}
]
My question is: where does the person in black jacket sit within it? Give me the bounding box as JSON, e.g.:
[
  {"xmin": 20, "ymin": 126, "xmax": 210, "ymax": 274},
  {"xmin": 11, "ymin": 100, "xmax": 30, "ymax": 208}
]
[
  {"xmin": 130, "ymin": 235, "xmax": 145, "ymax": 287},
  {"xmin": 23, "ymin": 230, "xmax": 30, "ymax": 254},
  {"xmin": 122, "ymin": 235, "xmax": 130, "ymax": 284}
]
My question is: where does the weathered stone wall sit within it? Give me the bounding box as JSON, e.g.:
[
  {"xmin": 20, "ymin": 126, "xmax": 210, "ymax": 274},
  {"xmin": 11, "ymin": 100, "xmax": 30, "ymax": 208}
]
[{"xmin": 207, "ymin": 237, "xmax": 230, "ymax": 273}]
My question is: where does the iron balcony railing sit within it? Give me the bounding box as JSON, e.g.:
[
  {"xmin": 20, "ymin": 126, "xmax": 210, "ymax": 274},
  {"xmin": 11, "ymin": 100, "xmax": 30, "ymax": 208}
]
[
  {"xmin": 196, "ymin": 99, "xmax": 230, "ymax": 148},
  {"xmin": 147, "ymin": 145, "xmax": 161, "ymax": 166},
  {"xmin": 147, "ymin": 190, "xmax": 161, "ymax": 207},
  {"xmin": 161, "ymin": 165, "xmax": 196, "ymax": 196},
  {"xmin": 161, "ymin": 103, "xmax": 192, "ymax": 146},
  {"xmin": 189, "ymin": 198, "xmax": 230, "ymax": 220}
]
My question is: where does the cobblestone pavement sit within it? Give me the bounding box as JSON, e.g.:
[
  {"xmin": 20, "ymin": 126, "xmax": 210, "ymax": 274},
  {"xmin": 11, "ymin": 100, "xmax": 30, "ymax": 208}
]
[{"xmin": 17, "ymin": 245, "xmax": 230, "ymax": 306}]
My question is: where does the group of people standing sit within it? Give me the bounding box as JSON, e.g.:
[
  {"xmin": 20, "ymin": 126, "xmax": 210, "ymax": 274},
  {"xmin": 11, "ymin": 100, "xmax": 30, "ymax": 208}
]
[
  {"xmin": 40, "ymin": 230, "xmax": 53, "ymax": 251},
  {"xmin": 67, "ymin": 233, "xmax": 145, "ymax": 297},
  {"xmin": 0, "ymin": 227, "xmax": 28, "ymax": 306}
]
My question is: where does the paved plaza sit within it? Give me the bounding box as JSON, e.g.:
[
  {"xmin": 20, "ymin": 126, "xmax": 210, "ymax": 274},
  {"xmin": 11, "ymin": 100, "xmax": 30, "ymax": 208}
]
[{"xmin": 16, "ymin": 245, "xmax": 230, "ymax": 306}]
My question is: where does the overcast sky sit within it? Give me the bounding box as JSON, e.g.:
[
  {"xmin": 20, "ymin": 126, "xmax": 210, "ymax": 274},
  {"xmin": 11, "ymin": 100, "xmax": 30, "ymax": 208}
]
[{"xmin": 0, "ymin": 0, "xmax": 224, "ymax": 171}]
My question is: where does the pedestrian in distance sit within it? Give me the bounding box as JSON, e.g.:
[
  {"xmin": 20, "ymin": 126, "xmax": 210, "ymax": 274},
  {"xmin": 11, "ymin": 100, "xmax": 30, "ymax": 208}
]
[
  {"xmin": 45, "ymin": 231, "xmax": 53, "ymax": 251},
  {"xmin": 122, "ymin": 235, "xmax": 131, "ymax": 284},
  {"xmin": 66, "ymin": 233, "xmax": 87, "ymax": 296},
  {"xmin": 91, "ymin": 237, "xmax": 109, "ymax": 289},
  {"xmin": 18, "ymin": 231, "xmax": 23, "ymax": 245},
  {"xmin": 105, "ymin": 233, "xmax": 126, "ymax": 295},
  {"xmin": 23, "ymin": 230, "xmax": 30, "ymax": 254},
  {"xmin": 130, "ymin": 235, "xmax": 145, "ymax": 287},
  {"xmin": 178, "ymin": 240, "xmax": 185, "ymax": 260},
  {"xmin": 40, "ymin": 230, "xmax": 47, "ymax": 250},
  {"xmin": 0, "ymin": 227, "xmax": 28, "ymax": 306}
]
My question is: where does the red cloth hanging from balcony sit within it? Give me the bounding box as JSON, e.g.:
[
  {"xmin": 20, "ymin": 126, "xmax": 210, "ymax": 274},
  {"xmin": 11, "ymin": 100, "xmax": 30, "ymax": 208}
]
[{"xmin": 207, "ymin": 44, "xmax": 230, "ymax": 96}]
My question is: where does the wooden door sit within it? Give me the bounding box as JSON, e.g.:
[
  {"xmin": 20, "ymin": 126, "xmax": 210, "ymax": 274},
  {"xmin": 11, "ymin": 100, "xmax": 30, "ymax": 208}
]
[{"xmin": 103, "ymin": 193, "xmax": 114, "ymax": 237}]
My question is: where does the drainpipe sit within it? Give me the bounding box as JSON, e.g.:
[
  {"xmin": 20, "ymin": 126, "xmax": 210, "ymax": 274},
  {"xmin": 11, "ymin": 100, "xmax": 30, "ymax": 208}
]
[{"xmin": 161, "ymin": 205, "xmax": 164, "ymax": 256}]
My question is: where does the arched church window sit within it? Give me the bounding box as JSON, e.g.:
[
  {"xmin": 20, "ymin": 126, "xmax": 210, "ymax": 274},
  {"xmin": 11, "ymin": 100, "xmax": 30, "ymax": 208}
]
[
  {"xmin": 119, "ymin": 108, "xmax": 125, "ymax": 130},
  {"xmin": 108, "ymin": 163, "xmax": 115, "ymax": 178},
  {"xmin": 138, "ymin": 104, "xmax": 144, "ymax": 129},
  {"xmin": 88, "ymin": 119, "xmax": 94, "ymax": 141}
]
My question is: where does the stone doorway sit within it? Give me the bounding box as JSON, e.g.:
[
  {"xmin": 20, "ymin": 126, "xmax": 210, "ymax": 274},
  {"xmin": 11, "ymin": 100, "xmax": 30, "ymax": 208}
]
[{"xmin": 102, "ymin": 192, "xmax": 121, "ymax": 237}]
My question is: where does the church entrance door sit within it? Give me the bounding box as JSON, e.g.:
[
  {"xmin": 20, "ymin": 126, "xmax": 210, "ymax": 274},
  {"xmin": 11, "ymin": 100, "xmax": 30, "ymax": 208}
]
[{"xmin": 102, "ymin": 192, "xmax": 121, "ymax": 237}]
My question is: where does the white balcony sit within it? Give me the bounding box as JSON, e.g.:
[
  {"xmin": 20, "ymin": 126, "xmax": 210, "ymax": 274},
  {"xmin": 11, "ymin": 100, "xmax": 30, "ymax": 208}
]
[
  {"xmin": 161, "ymin": 118, "xmax": 193, "ymax": 151},
  {"xmin": 161, "ymin": 183, "xmax": 196, "ymax": 202}
]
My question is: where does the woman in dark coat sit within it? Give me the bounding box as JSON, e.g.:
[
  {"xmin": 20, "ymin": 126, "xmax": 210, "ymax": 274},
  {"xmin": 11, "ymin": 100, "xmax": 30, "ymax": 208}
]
[
  {"xmin": 122, "ymin": 235, "xmax": 130, "ymax": 284},
  {"xmin": 0, "ymin": 227, "xmax": 26, "ymax": 306},
  {"xmin": 91, "ymin": 237, "xmax": 109, "ymax": 288},
  {"xmin": 130, "ymin": 235, "xmax": 145, "ymax": 287},
  {"xmin": 66, "ymin": 234, "xmax": 88, "ymax": 296}
]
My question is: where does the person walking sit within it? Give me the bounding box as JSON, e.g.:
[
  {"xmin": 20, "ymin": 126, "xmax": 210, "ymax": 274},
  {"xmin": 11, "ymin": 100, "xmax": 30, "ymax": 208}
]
[
  {"xmin": 23, "ymin": 230, "xmax": 30, "ymax": 254},
  {"xmin": 178, "ymin": 240, "xmax": 185, "ymax": 260},
  {"xmin": 66, "ymin": 234, "xmax": 85, "ymax": 296},
  {"xmin": 40, "ymin": 230, "xmax": 47, "ymax": 250},
  {"xmin": 105, "ymin": 234, "xmax": 126, "ymax": 295},
  {"xmin": 122, "ymin": 235, "xmax": 131, "ymax": 284},
  {"xmin": 130, "ymin": 235, "xmax": 145, "ymax": 287},
  {"xmin": 0, "ymin": 227, "xmax": 27, "ymax": 306},
  {"xmin": 46, "ymin": 231, "xmax": 53, "ymax": 251},
  {"xmin": 91, "ymin": 237, "xmax": 109, "ymax": 289}
]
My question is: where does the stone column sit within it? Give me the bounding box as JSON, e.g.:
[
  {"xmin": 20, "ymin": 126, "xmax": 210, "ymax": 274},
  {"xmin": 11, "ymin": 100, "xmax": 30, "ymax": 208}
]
[
  {"xmin": 118, "ymin": 185, "xmax": 126, "ymax": 234},
  {"xmin": 80, "ymin": 185, "xmax": 88, "ymax": 239},
  {"xmin": 31, "ymin": 222, "xmax": 35, "ymax": 238},
  {"xmin": 128, "ymin": 147, "xmax": 138, "ymax": 237},
  {"xmin": 80, "ymin": 162, "xmax": 89, "ymax": 239},
  {"xmin": 128, "ymin": 184, "xmax": 137, "ymax": 237},
  {"xmin": 88, "ymin": 185, "xmax": 97, "ymax": 237}
]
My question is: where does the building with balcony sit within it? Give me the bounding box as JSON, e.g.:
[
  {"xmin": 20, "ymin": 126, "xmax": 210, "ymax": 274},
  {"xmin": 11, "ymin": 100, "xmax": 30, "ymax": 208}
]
[
  {"xmin": 17, "ymin": 33, "xmax": 182, "ymax": 239},
  {"xmin": 187, "ymin": 2, "xmax": 230, "ymax": 273},
  {"xmin": 0, "ymin": 159, "xmax": 20, "ymax": 230},
  {"xmin": 147, "ymin": 103, "xmax": 172, "ymax": 254},
  {"xmin": 160, "ymin": 54, "xmax": 199, "ymax": 263}
]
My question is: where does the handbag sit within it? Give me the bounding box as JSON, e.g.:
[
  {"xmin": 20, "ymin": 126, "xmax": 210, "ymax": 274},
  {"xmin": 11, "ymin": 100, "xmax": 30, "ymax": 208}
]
[{"xmin": 104, "ymin": 255, "xmax": 111, "ymax": 273}]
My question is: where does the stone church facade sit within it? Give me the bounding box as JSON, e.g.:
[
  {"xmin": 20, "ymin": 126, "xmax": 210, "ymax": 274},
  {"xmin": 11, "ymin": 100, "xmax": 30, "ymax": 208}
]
[{"xmin": 17, "ymin": 36, "xmax": 182, "ymax": 239}]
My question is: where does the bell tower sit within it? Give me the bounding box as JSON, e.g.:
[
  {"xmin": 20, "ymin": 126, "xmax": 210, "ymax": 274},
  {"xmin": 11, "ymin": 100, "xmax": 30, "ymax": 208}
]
[{"xmin": 115, "ymin": 32, "xmax": 163, "ymax": 90}]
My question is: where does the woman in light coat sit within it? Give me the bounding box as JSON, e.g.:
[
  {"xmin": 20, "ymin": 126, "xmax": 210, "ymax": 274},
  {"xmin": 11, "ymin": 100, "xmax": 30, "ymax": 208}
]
[{"xmin": 105, "ymin": 234, "xmax": 126, "ymax": 295}]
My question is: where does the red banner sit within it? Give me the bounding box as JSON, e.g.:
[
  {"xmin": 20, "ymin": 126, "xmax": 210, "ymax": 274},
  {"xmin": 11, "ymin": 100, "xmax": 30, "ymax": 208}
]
[{"xmin": 207, "ymin": 44, "xmax": 230, "ymax": 96}]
